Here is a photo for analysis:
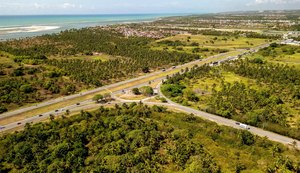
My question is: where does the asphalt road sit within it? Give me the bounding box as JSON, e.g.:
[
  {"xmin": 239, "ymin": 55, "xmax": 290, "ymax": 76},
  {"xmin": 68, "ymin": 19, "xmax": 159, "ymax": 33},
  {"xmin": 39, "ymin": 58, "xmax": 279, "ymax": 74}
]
[
  {"xmin": 156, "ymin": 82, "xmax": 300, "ymax": 149},
  {"xmin": 3, "ymin": 43, "xmax": 297, "ymax": 149},
  {"xmin": 0, "ymin": 44, "xmax": 268, "ymax": 124},
  {"xmin": 0, "ymin": 51, "xmax": 235, "ymax": 120},
  {"xmin": 2, "ymin": 44, "xmax": 259, "ymax": 122}
]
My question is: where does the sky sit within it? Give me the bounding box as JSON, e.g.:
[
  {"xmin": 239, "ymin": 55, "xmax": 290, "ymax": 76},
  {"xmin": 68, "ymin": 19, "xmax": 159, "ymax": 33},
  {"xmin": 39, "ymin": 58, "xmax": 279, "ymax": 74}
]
[{"xmin": 0, "ymin": 0, "xmax": 299, "ymax": 15}]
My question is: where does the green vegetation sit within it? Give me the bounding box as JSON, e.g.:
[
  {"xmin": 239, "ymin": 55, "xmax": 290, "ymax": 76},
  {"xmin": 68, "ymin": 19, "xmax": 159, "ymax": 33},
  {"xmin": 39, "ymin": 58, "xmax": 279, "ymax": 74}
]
[
  {"xmin": 131, "ymin": 86, "xmax": 154, "ymax": 97},
  {"xmin": 153, "ymin": 10, "xmax": 300, "ymax": 31},
  {"xmin": 0, "ymin": 28, "xmax": 199, "ymax": 113},
  {"xmin": 0, "ymin": 104, "xmax": 299, "ymax": 172},
  {"xmin": 139, "ymin": 86, "xmax": 154, "ymax": 96},
  {"xmin": 92, "ymin": 94, "xmax": 104, "ymax": 103},
  {"xmin": 162, "ymin": 58, "xmax": 300, "ymax": 140},
  {"xmin": 247, "ymin": 44, "xmax": 300, "ymax": 67},
  {"xmin": 151, "ymin": 34, "xmax": 268, "ymax": 58},
  {"xmin": 92, "ymin": 93, "xmax": 112, "ymax": 103},
  {"xmin": 155, "ymin": 96, "xmax": 168, "ymax": 103},
  {"xmin": 132, "ymin": 88, "xmax": 140, "ymax": 95}
]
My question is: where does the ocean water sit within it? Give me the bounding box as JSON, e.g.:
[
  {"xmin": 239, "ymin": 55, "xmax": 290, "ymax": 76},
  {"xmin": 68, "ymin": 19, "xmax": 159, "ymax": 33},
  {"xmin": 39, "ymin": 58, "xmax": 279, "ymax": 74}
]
[{"xmin": 0, "ymin": 14, "xmax": 180, "ymax": 40}]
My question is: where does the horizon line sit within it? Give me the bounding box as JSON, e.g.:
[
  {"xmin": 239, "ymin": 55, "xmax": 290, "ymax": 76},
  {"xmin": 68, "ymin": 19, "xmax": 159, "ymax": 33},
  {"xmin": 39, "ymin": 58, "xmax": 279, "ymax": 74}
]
[
  {"xmin": 1, "ymin": 9, "xmax": 299, "ymax": 16},
  {"xmin": 0, "ymin": 12, "xmax": 202, "ymax": 16}
]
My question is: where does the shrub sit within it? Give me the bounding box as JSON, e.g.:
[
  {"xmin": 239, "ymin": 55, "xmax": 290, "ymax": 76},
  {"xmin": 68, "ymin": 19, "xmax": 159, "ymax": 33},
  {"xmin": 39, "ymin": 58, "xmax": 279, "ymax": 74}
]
[
  {"xmin": 20, "ymin": 84, "xmax": 34, "ymax": 93},
  {"xmin": 132, "ymin": 88, "xmax": 140, "ymax": 95},
  {"xmin": 139, "ymin": 86, "xmax": 154, "ymax": 96},
  {"xmin": 0, "ymin": 105, "xmax": 8, "ymax": 114}
]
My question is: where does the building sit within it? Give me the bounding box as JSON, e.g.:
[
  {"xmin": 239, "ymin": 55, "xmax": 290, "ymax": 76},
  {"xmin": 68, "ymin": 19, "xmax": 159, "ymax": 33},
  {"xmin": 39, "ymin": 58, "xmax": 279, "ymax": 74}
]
[{"xmin": 281, "ymin": 39, "xmax": 300, "ymax": 46}]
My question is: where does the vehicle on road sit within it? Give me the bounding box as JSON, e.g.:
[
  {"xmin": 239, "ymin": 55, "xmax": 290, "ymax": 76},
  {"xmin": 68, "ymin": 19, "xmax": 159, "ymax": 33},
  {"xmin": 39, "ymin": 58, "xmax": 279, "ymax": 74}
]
[
  {"xmin": 17, "ymin": 122, "xmax": 22, "ymax": 125},
  {"xmin": 38, "ymin": 114, "xmax": 43, "ymax": 117},
  {"xmin": 55, "ymin": 110, "xmax": 59, "ymax": 112},
  {"xmin": 76, "ymin": 103, "xmax": 80, "ymax": 105},
  {"xmin": 288, "ymin": 141, "xmax": 297, "ymax": 146},
  {"xmin": 172, "ymin": 66, "xmax": 176, "ymax": 69},
  {"xmin": 238, "ymin": 123, "xmax": 250, "ymax": 130}
]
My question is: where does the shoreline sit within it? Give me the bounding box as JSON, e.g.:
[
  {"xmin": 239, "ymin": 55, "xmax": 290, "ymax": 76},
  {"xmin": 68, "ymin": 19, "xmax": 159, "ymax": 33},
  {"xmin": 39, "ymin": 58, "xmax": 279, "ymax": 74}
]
[
  {"xmin": 0, "ymin": 20, "xmax": 156, "ymax": 41},
  {"xmin": 0, "ymin": 14, "xmax": 178, "ymax": 41},
  {"xmin": 0, "ymin": 25, "xmax": 61, "ymax": 35}
]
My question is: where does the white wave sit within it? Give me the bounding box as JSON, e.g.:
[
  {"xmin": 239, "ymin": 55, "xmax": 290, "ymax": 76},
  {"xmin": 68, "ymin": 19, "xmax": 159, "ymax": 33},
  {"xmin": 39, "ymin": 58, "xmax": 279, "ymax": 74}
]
[{"xmin": 0, "ymin": 25, "xmax": 60, "ymax": 34}]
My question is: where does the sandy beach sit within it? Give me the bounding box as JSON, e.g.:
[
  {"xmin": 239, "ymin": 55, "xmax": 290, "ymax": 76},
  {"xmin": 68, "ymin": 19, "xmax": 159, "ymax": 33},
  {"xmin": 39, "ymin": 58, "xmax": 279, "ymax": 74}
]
[{"xmin": 0, "ymin": 25, "xmax": 60, "ymax": 35}]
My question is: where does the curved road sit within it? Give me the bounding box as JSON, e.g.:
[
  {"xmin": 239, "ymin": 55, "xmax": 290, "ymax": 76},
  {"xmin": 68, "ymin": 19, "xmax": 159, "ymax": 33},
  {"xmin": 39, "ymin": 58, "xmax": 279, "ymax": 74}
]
[
  {"xmin": 2, "ymin": 43, "xmax": 298, "ymax": 149},
  {"xmin": 155, "ymin": 82, "xmax": 300, "ymax": 149},
  {"xmin": 0, "ymin": 43, "xmax": 268, "ymax": 120}
]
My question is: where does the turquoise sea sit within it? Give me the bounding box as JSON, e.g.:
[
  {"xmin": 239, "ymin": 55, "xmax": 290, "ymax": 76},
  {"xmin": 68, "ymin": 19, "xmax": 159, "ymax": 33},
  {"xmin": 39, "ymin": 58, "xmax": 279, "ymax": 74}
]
[{"xmin": 0, "ymin": 14, "xmax": 181, "ymax": 40}]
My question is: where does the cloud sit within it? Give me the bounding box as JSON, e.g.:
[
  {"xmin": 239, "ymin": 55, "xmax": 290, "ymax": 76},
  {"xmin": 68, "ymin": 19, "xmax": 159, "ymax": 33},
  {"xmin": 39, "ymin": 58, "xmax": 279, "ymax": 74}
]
[
  {"xmin": 61, "ymin": 3, "xmax": 76, "ymax": 9},
  {"xmin": 248, "ymin": 0, "xmax": 300, "ymax": 5},
  {"xmin": 33, "ymin": 3, "xmax": 44, "ymax": 9},
  {"xmin": 246, "ymin": 0, "xmax": 300, "ymax": 6}
]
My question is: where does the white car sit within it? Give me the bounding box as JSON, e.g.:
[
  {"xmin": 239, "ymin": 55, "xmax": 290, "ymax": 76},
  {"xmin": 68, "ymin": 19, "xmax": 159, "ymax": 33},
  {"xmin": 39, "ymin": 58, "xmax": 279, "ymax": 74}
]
[{"xmin": 236, "ymin": 122, "xmax": 250, "ymax": 130}]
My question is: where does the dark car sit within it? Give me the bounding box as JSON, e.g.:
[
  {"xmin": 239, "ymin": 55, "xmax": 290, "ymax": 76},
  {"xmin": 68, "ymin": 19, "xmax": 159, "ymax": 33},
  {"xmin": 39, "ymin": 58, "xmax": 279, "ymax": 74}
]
[
  {"xmin": 55, "ymin": 110, "xmax": 59, "ymax": 112},
  {"xmin": 235, "ymin": 122, "xmax": 240, "ymax": 125},
  {"xmin": 76, "ymin": 103, "xmax": 80, "ymax": 105},
  {"xmin": 39, "ymin": 114, "xmax": 43, "ymax": 117},
  {"xmin": 17, "ymin": 122, "xmax": 22, "ymax": 125}
]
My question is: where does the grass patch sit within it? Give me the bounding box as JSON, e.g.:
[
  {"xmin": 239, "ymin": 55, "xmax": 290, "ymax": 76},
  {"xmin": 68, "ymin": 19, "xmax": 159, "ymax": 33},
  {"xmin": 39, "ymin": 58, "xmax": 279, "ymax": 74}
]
[
  {"xmin": 152, "ymin": 34, "xmax": 268, "ymax": 52},
  {"xmin": 247, "ymin": 44, "xmax": 300, "ymax": 67},
  {"xmin": 118, "ymin": 94, "xmax": 148, "ymax": 100}
]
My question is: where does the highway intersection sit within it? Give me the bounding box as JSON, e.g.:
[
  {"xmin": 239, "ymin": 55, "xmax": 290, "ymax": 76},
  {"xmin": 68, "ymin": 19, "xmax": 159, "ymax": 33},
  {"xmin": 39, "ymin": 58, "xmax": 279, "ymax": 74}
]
[{"xmin": 1, "ymin": 43, "xmax": 299, "ymax": 148}]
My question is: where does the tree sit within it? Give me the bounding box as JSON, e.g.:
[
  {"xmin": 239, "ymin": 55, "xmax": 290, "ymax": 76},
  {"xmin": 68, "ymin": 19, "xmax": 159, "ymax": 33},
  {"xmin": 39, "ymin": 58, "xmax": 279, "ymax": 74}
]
[
  {"xmin": 12, "ymin": 68, "xmax": 24, "ymax": 76},
  {"xmin": 65, "ymin": 109, "xmax": 70, "ymax": 116},
  {"xmin": 0, "ymin": 105, "xmax": 7, "ymax": 114},
  {"xmin": 239, "ymin": 130, "xmax": 255, "ymax": 146},
  {"xmin": 49, "ymin": 114, "xmax": 55, "ymax": 121},
  {"xmin": 103, "ymin": 93, "xmax": 112, "ymax": 102},
  {"xmin": 270, "ymin": 43, "xmax": 278, "ymax": 48},
  {"xmin": 93, "ymin": 94, "xmax": 104, "ymax": 103},
  {"xmin": 139, "ymin": 86, "xmax": 154, "ymax": 96},
  {"xmin": 190, "ymin": 42, "xmax": 199, "ymax": 46},
  {"xmin": 20, "ymin": 84, "xmax": 34, "ymax": 93},
  {"xmin": 184, "ymin": 89, "xmax": 199, "ymax": 102},
  {"xmin": 132, "ymin": 88, "xmax": 140, "ymax": 95},
  {"xmin": 142, "ymin": 67, "xmax": 150, "ymax": 73},
  {"xmin": 251, "ymin": 57, "xmax": 264, "ymax": 64}
]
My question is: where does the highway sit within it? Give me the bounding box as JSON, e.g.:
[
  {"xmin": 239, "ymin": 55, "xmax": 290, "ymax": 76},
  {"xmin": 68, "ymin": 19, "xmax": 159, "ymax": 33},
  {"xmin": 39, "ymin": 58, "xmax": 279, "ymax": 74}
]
[
  {"xmin": 2, "ymin": 42, "xmax": 298, "ymax": 149},
  {"xmin": 155, "ymin": 82, "xmax": 300, "ymax": 149},
  {"xmin": 0, "ymin": 51, "xmax": 235, "ymax": 120},
  {"xmin": 0, "ymin": 45, "xmax": 264, "ymax": 120}
]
